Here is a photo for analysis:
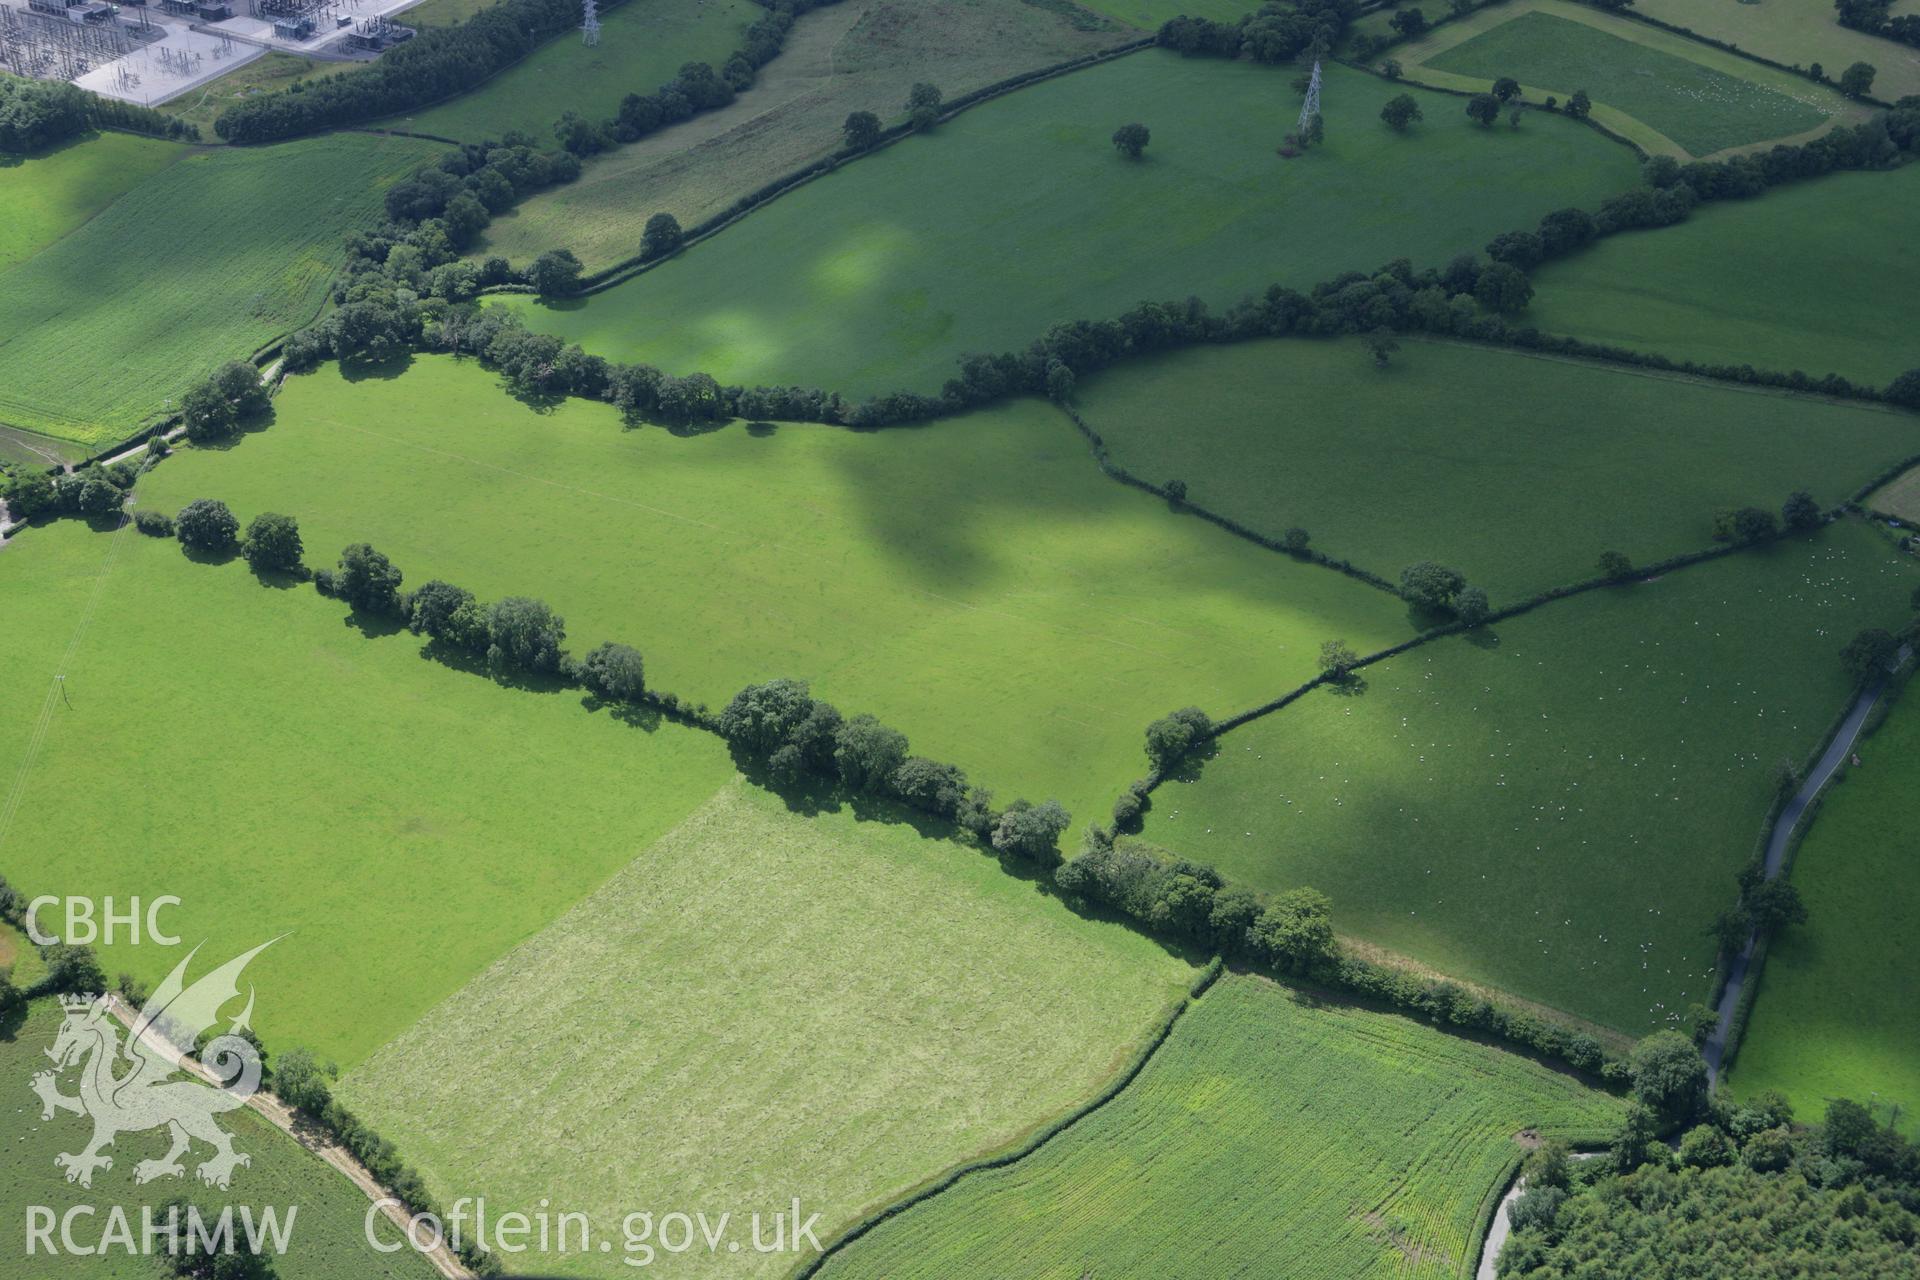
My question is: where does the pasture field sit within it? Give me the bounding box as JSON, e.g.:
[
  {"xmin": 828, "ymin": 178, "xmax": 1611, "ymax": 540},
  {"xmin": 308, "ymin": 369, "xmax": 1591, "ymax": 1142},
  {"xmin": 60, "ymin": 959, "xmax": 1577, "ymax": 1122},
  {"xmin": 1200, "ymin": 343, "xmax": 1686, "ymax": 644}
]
[
  {"xmin": 375, "ymin": 0, "xmax": 758, "ymax": 143},
  {"xmin": 1634, "ymin": 0, "xmax": 1920, "ymax": 101},
  {"xmin": 819, "ymin": 973, "xmax": 1624, "ymax": 1280},
  {"xmin": 336, "ymin": 781, "xmax": 1199, "ymax": 1279},
  {"xmin": 0, "ymin": 518, "xmax": 735, "ymax": 1067},
  {"xmin": 1527, "ymin": 163, "xmax": 1920, "ymax": 390},
  {"xmin": 1404, "ymin": 0, "xmax": 1854, "ymax": 156},
  {"xmin": 136, "ymin": 354, "xmax": 1412, "ymax": 830},
  {"xmin": 1138, "ymin": 519, "xmax": 1920, "ymax": 1034},
  {"xmin": 0, "ymin": 134, "xmax": 442, "ymax": 450},
  {"xmin": 1074, "ymin": 337, "xmax": 1920, "ymax": 602},
  {"xmin": 157, "ymin": 52, "xmax": 348, "ymax": 141},
  {"xmin": 498, "ymin": 52, "xmax": 1639, "ymax": 396},
  {"xmin": 0, "ymin": 1000, "xmax": 431, "ymax": 1279},
  {"xmin": 474, "ymin": 0, "xmax": 1132, "ymax": 269},
  {"xmin": 1870, "ymin": 464, "xmax": 1920, "ymax": 522},
  {"xmin": 0, "ymin": 133, "xmax": 183, "ymax": 271},
  {"xmin": 1730, "ymin": 689, "xmax": 1920, "ymax": 1134}
]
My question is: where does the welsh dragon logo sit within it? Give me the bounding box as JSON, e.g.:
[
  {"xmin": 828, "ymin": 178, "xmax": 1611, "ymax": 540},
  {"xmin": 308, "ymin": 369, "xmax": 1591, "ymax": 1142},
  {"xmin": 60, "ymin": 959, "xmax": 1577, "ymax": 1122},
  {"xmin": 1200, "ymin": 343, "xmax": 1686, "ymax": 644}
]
[{"xmin": 31, "ymin": 939, "xmax": 278, "ymax": 1190}]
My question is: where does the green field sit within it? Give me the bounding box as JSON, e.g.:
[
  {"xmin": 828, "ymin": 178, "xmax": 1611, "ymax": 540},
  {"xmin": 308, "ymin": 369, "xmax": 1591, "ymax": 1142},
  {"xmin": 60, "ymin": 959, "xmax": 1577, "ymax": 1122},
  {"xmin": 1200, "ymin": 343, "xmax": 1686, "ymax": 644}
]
[
  {"xmin": 158, "ymin": 53, "xmax": 349, "ymax": 142},
  {"xmin": 0, "ymin": 1000, "xmax": 431, "ymax": 1279},
  {"xmin": 0, "ymin": 517, "xmax": 735, "ymax": 1067},
  {"xmin": 1426, "ymin": 7, "xmax": 1839, "ymax": 155},
  {"xmin": 1731, "ymin": 687, "xmax": 1920, "ymax": 1134},
  {"xmin": 136, "ymin": 354, "xmax": 1412, "ymax": 829},
  {"xmin": 0, "ymin": 134, "xmax": 442, "ymax": 449},
  {"xmin": 1139, "ymin": 520, "xmax": 1919, "ymax": 1033},
  {"xmin": 475, "ymin": 0, "xmax": 1131, "ymax": 269},
  {"xmin": 820, "ymin": 973, "xmax": 1624, "ymax": 1280},
  {"xmin": 337, "ymin": 781, "xmax": 1199, "ymax": 1279},
  {"xmin": 1074, "ymin": 0, "xmax": 1248, "ymax": 28},
  {"xmin": 376, "ymin": 0, "xmax": 757, "ymax": 143},
  {"xmin": 1075, "ymin": 337, "xmax": 1920, "ymax": 601},
  {"xmin": 1634, "ymin": 0, "xmax": 1920, "ymax": 101},
  {"xmin": 499, "ymin": 51, "xmax": 1639, "ymax": 396},
  {"xmin": 0, "ymin": 133, "xmax": 183, "ymax": 272},
  {"xmin": 1528, "ymin": 163, "xmax": 1920, "ymax": 390}
]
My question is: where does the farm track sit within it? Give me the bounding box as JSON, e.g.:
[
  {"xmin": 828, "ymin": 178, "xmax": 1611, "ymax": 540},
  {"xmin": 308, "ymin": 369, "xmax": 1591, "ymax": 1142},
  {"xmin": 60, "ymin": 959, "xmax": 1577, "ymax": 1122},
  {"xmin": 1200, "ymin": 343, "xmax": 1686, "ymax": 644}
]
[
  {"xmin": 1703, "ymin": 644, "xmax": 1913, "ymax": 1082},
  {"xmin": 103, "ymin": 994, "xmax": 472, "ymax": 1280}
]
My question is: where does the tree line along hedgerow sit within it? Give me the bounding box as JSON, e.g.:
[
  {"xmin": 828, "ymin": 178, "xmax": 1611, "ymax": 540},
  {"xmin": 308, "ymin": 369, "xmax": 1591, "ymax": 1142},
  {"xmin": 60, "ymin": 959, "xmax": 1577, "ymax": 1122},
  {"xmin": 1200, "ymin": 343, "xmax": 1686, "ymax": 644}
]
[{"xmin": 261, "ymin": 90, "xmax": 1920, "ymax": 458}]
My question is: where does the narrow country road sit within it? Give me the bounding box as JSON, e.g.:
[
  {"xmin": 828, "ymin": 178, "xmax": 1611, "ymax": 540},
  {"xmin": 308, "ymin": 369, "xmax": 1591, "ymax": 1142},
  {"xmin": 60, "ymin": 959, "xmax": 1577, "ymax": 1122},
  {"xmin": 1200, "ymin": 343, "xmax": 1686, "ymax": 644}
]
[
  {"xmin": 1476, "ymin": 1152, "xmax": 1599, "ymax": 1280},
  {"xmin": 1702, "ymin": 645, "xmax": 1911, "ymax": 1083},
  {"xmin": 103, "ymin": 995, "xmax": 471, "ymax": 1280}
]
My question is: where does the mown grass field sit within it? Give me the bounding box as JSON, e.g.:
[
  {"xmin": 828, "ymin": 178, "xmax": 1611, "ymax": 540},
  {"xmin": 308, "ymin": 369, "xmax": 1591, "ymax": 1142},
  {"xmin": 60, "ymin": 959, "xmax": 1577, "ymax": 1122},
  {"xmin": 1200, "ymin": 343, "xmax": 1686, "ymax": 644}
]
[
  {"xmin": 0, "ymin": 134, "xmax": 441, "ymax": 449},
  {"xmin": 137, "ymin": 355, "xmax": 1412, "ymax": 829},
  {"xmin": 1871, "ymin": 464, "xmax": 1920, "ymax": 521},
  {"xmin": 1731, "ymin": 687, "xmax": 1920, "ymax": 1134},
  {"xmin": 819, "ymin": 974, "xmax": 1624, "ymax": 1280},
  {"xmin": 1075, "ymin": 337, "xmax": 1920, "ymax": 602},
  {"xmin": 1402, "ymin": 0, "xmax": 1855, "ymax": 157},
  {"xmin": 1634, "ymin": 0, "xmax": 1920, "ymax": 101},
  {"xmin": 0, "ymin": 1000, "xmax": 431, "ymax": 1279},
  {"xmin": 1139, "ymin": 520, "xmax": 1920, "ymax": 1033},
  {"xmin": 0, "ymin": 518, "xmax": 735, "ymax": 1067},
  {"xmin": 0, "ymin": 133, "xmax": 183, "ymax": 271},
  {"xmin": 475, "ymin": 0, "xmax": 1132, "ymax": 269},
  {"xmin": 337, "ymin": 781, "xmax": 1199, "ymax": 1279},
  {"xmin": 158, "ymin": 52, "xmax": 349, "ymax": 141},
  {"xmin": 499, "ymin": 52, "xmax": 1639, "ymax": 396},
  {"xmin": 376, "ymin": 0, "xmax": 758, "ymax": 143},
  {"xmin": 1527, "ymin": 163, "xmax": 1920, "ymax": 389}
]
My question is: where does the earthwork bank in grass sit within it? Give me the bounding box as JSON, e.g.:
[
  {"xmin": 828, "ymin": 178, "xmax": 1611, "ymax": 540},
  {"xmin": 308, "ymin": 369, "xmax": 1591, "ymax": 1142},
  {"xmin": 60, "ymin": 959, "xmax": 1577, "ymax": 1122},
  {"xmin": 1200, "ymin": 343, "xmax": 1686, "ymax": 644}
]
[
  {"xmin": 817, "ymin": 973, "xmax": 1624, "ymax": 1280},
  {"xmin": 1527, "ymin": 163, "xmax": 1920, "ymax": 389},
  {"xmin": 0, "ymin": 133, "xmax": 444, "ymax": 450},
  {"xmin": 0, "ymin": 519, "xmax": 735, "ymax": 1067},
  {"xmin": 1140, "ymin": 519, "xmax": 1920, "ymax": 1034},
  {"xmin": 337, "ymin": 780, "xmax": 1200, "ymax": 1280},
  {"xmin": 1416, "ymin": 0, "xmax": 1851, "ymax": 155},
  {"xmin": 1730, "ymin": 686, "xmax": 1920, "ymax": 1134},
  {"xmin": 137, "ymin": 354, "xmax": 1413, "ymax": 830},
  {"xmin": 474, "ymin": 0, "xmax": 1134, "ymax": 270},
  {"xmin": 1074, "ymin": 336, "xmax": 1920, "ymax": 602},
  {"xmin": 0, "ymin": 1001, "xmax": 432, "ymax": 1280},
  {"xmin": 0, "ymin": 132, "xmax": 183, "ymax": 271},
  {"xmin": 374, "ymin": 0, "xmax": 758, "ymax": 143},
  {"xmin": 498, "ymin": 51, "xmax": 1639, "ymax": 397}
]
